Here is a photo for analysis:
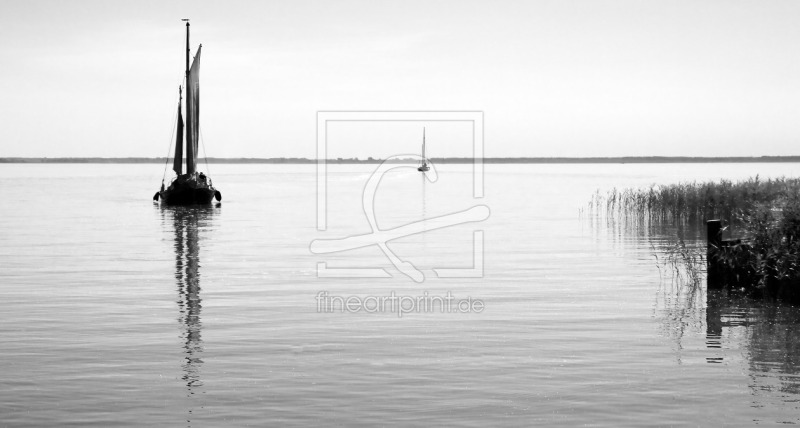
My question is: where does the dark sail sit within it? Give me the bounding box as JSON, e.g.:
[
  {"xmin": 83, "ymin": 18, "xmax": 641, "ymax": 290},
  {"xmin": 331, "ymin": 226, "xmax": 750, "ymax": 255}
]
[
  {"xmin": 185, "ymin": 47, "xmax": 201, "ymax": 174},
  {"xmin": 173, "ymin": 102, "xmax": 184, "ymax": 176}
]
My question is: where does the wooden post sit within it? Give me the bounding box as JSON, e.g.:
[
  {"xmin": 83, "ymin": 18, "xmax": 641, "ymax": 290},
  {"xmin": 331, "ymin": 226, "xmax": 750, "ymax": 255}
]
[{"xmin": 707, "ymin": 219, "xmax": 723, "ymax": 289}]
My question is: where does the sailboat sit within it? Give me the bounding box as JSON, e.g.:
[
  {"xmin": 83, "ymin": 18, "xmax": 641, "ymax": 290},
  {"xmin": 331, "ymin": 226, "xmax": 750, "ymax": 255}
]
[
  {"xmin": 417, "ymin": 127, "xmax": 430, "ymax": 172},
  {"xmin": 154, "ymin": 21, "xmax": 221, "ymax": 205}
]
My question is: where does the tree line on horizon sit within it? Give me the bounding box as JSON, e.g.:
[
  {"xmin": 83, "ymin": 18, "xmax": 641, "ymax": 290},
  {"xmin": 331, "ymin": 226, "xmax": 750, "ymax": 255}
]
[{"xmin": 3, "ymin": 156, "xmax": 800, "ymax": 164}]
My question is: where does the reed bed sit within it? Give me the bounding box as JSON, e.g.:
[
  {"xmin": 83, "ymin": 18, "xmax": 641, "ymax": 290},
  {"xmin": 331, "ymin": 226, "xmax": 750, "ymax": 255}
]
[
  {"xmin": 591, "ymin": 176, "xmax": 800, "ymax": 301},
  {"xmin": 590, "ymin": 176, "xmax": 800, "ymax": 230}
]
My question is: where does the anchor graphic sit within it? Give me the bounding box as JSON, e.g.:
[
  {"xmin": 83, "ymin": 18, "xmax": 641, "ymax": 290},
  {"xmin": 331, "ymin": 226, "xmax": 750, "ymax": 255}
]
[{"xmin": 310, "ymin": 155, "xmax": 490, "ymax": 282}]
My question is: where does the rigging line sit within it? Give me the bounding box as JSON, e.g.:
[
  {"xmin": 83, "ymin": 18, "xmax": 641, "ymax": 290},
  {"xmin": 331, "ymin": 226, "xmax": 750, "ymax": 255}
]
[
  {"xmin": 162, "ymin": 89, "xmax": 181, "ymax": 183},
  {"xmin": 198, "ymin": 124, "xmax": 212, "ymax": 178},
  {"xmin": 163, "ymin": 77, "xmax": 187, "ymax": 181}
]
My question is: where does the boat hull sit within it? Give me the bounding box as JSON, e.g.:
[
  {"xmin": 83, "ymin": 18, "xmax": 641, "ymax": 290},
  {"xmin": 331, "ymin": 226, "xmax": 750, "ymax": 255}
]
[
  {"xmin": 160, "ymin": 186, "xmax": 215, "ymax": 205},
  {"xmin": 418, "ymin": 165, "xmax": 430, "ymax": 172},
  {"xmin": 158, "ymin": 176, "xmax": 217, "ymax": 206}
]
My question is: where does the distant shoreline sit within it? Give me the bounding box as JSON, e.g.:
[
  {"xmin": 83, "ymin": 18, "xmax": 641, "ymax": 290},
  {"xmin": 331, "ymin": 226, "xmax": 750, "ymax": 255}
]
[{"xmin": 3, "ymin": 156, "xmax": 800, "ymax": 164}]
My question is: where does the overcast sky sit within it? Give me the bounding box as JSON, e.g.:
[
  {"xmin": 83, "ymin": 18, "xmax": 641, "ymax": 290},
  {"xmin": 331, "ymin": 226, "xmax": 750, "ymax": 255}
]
[{"xmin": 1, "ymin": 0, "xmax": 799, "ymax": 158}]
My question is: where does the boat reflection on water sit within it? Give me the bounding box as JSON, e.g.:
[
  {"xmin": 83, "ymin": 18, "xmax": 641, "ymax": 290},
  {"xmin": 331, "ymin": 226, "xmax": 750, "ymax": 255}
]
[{"xmin": 162, "ymin": 206, "xmax": 218, "ymax": 397}]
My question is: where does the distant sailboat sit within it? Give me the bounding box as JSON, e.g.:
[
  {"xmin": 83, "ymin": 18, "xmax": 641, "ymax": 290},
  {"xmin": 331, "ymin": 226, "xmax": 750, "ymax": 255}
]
[
  {"xmin": 417, "ymin": 128, "xmax": 430, "ymax": 172},
  {"xmin": 154, "ymin": 21, "xmax": 221, "ymax": 205}
]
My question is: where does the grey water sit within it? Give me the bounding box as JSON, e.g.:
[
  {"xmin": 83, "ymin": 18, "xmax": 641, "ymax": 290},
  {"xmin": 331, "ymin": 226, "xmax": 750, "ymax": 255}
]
[{"xmin": 1, "ymin": 163, "xmax": 799, "ymax": 426}]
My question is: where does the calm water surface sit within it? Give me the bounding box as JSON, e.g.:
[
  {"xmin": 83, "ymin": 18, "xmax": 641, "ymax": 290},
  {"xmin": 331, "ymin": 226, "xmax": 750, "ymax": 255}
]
[{"xmin": 1, "ymin": 163, "xmax": 799, "ymax": 426}]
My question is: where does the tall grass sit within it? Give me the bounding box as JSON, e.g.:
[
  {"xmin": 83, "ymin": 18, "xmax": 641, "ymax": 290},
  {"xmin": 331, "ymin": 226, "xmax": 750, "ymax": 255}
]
[
  {"xmin": 655, "ymin": 238, "xmax": 705, "ymax": 287},
  {"xmin": 590, "ymin": 176, "xmax": 800, "ymax": 231},
  {"xmin": 591, "ymin": 176, "xmax": 800, "ymax": 302},
  {"xmin": 731, "ymin": 196, "xmax": 800, "ymax": 293}
]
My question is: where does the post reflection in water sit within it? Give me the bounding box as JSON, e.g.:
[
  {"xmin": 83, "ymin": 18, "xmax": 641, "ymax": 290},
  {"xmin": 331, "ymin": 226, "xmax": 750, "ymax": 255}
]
[
  {"xmin": 162, "ymin": 206, "xmax": 217, "ymax": 397},
  {"xmin": 655, "ymin": 278, "xmax": 800, "ymax": 417},
  {"xmin": 703, "ymin": 290, "xmax": 800, "ymax": 399}
]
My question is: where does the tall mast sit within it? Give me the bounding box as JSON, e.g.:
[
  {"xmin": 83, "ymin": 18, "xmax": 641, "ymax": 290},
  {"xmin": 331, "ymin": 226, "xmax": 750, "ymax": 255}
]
[
  {"xmin": 183, "ymin": 19, "xmax": 195, "ymax": 174},
  {"xmin": 184, "ymin": 20, "xmax": 190, "ymax": 82},
  {"xmin": 422, "ymin": 127, "xmax": 426, "ymax": 160}
]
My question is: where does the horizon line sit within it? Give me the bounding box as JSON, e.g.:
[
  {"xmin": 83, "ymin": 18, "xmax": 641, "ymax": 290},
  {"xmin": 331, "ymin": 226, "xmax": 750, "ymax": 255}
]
[{"xmin": 4, "ymin": 156, "xmax": 800, "ymax": 164}]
